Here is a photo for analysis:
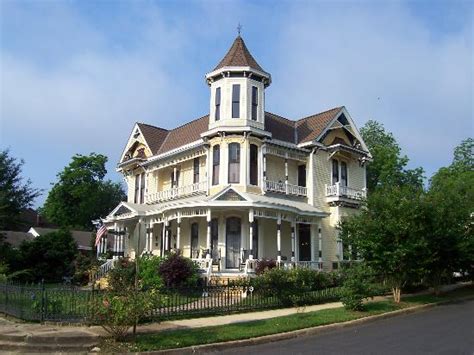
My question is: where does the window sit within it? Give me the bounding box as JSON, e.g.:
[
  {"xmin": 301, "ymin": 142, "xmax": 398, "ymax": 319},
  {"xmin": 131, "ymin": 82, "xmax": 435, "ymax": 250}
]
[
  {"xmin": 249, "ymin": 144, "xmax": 258, "ymax": 185},
  {"xmin": 298, "ymin": 165, "xmax": 306, "ymax": 187},
  {"xmin": 341, "ymin": 161, "xmax": 348, "ymax": 187},
  {"xmin": 332, "ymin": 159, "xmax": 339, "ymax": 184},
  {"xmin": 193, "ymin": 157, "xmax": 200, "ymax": 184},
  {"xmin": 212, "ymin": 145, "xmax": 220, "ymax": 185},
  {"xmin": 171, "ymin": 169, "xmax": 180, "ymax": 188},
  {"xmin": 190, "ymin": 222, "xmax": 199, "ymax": 258},
  {"xmin": 140, "ymin": 173, "xmax": 146, "ymax": 203},
  {"xmin": 134, "ymin": 174, "xmax": 140, "ymax": 203},
  {"xmin": 228, "ymin": 143, "xmax": 240, "ymax": 183},
  {"xmin": 232, "ymin": 84, "xmax": 240, "ymax": 118},
  {"xmin": 251, "ymin": 86, "xmax": 258, "ymax": 120},
  {"xmin": 215, "ymin": 87, "xmax": 221, "ymax": 121}
]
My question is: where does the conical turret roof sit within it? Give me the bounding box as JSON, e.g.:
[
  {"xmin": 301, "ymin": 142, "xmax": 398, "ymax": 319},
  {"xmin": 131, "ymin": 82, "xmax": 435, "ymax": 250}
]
[{"xmin": 213, "ymin": 36, "xmax": 266, "ymax": 73}]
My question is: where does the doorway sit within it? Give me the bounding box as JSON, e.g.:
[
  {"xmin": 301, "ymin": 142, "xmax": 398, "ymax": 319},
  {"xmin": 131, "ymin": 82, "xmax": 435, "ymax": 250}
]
[
  {"xmin": 226, "ymin": 217, "xmax": 241, "ymax": 269},
  {"xmin": 298, "ymin": 224, "xmax": 311, "ymax": 261}
]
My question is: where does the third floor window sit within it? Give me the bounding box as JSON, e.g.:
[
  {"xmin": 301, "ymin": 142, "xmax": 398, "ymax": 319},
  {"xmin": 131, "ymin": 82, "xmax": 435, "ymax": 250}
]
[
  {"xmin": 193, "ymin": 157, "xmax": 200, "ymax": 184},
  {"xmin": 215, "ymin": 87, "xmax": 221, "ymax": 121},
  {"xmin": 251, "ymin": 86, "xmax": 258, "ymax": 120},
  {"xmin": 232, "ymin": 84, "xmax": 240, "ymax": 118}
]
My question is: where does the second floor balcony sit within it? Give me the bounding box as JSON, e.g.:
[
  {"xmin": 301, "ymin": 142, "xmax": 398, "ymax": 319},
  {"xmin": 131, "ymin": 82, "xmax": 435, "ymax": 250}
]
[
  {"xmin": 264, "ymin": 179, "xmax": 307, "ymax": 197},
  {"xmin": 325, "ymin": 182, "xmax": 366, "ymax": 204},
  {"xmin": 146, "ymin": 181, "xmax": 207, "ymax": 204}
]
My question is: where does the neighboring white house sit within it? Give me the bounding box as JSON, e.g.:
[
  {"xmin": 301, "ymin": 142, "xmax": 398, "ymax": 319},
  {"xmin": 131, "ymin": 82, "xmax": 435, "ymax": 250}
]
[{"xmin": 102, "ymin": 35, "xmax": 371, "ymax": 276}]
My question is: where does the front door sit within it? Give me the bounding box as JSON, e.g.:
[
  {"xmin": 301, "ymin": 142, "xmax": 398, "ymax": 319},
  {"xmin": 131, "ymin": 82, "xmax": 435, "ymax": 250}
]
[
  {"xmin": 226, "ymin": 217, "xmax": 241, "ymax": 269},
  {"xmin": 298, "ymin": 224, "xmax": 311, "ymax": 261}
]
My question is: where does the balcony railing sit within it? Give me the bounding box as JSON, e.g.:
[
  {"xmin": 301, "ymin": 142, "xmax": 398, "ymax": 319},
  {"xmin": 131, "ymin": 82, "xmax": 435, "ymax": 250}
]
[
  {"xmin": 264, "ymin": 180, "xmax": 307, "ymax": 197},
  {"xmin": 325, "ymin": 182, "xmax": 366, "ymax": 201},
  {"xmin": 146, "ymin": 181, "xmax": 207, "ymax": 204}
]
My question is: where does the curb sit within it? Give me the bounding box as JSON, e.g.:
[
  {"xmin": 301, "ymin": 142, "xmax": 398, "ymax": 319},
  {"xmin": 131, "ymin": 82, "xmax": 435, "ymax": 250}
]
[{"xmin": 141, "ymin": 296, "xmax": 474, "ymax": 354}]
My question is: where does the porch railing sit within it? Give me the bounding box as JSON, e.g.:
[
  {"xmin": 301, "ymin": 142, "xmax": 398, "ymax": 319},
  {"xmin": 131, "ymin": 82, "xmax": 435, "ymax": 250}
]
[
  {"xmin": 92, "ymin": 258, "xmax": 115, "ymax": 281},
  {"xmin": 146, "ymin": 181, "xmax": 207, "ymax": 204},
  {"xmin": 325, "ymin": 182, "xmax": 366, "ymax": 201},
  {"xmin": 264, "ymin": 180, "xmax": 307, "ymax": 197},
  {"xmin": 279, "ymin": 260, "xmax": 324, "ymax": 271}
]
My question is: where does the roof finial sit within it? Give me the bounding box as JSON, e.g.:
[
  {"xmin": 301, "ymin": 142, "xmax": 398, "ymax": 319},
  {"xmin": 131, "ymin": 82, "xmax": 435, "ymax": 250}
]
[{"xmin": 237, "ymin": 23, "xmax": 242, "ymax": 36}]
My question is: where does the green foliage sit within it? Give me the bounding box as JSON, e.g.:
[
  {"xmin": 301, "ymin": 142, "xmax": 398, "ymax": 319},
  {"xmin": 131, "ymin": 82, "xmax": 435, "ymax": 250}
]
[
  {"xmin": 0, "ymin": 149, "xmax": 41, "ymax": 230},
  {"xmin": 107, "ymin": 258, "xmax": 136, "ymax": 292},
  {"xmin": 339, "ymin": 185, "xmax": 429, "ymax": 302},
  {"xmin": 41, "ymin": 153, "xmax": 126, "ymax": 230},
  {"xmin": 158, "ymin": 253, "xmax": 199, "ymax": 288},
  {"xmin": 18, "ymin": 229, "xmax": 78, "ymax": 282},
  {"xmin": 340, "ymin": 263, "xmax": 376, "ymax": 311},
  {"xmin": 360, "ymin": 120, "xmax": 424, "ymax": 191},
  {"xmin": 91, "ymin": 289, "xmax": 161, "ymax": 340},
  {"xmin": 138, "ymin": 255, "xmax": 164, "ymax": 290},
  {"xmin": 250, "ymin": 267, "xmax": 335, "ymax": 306},
  {"xmin": 452, "ymin": 137, "xmax": 473, "ymax": 170},
  {"xmin": 73, "ymin": 253, "xmax": 99, "ymax": 285}
]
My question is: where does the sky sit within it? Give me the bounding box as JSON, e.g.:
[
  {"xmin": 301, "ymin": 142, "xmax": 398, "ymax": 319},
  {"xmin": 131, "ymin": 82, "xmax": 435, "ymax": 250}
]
[{"xmin": 0, "ymin": 0, "xmax": 473, "ymax": 208}]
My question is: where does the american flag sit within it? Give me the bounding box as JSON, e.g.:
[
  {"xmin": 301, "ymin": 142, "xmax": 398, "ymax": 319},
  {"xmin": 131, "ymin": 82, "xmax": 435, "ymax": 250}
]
[{"xmin": 95, "ymin": 224, "xmax": 107, "ymax": 246}]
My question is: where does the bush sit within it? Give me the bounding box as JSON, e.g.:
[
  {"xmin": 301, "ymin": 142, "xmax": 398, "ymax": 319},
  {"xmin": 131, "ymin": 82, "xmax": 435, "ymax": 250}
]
[
  {"xmin": 255, "ymin": 259, "xmax": 277, "ymax": 275},
  {"xmin": 73, "ymin": 253, "xmax": 99, "ymax": 285},
  {"xmin": 90, "ymin": 289, "xmax": 160, "ymax": 340},
  {"xmin": 107, "ymin": 258, "xmax": 136, "ymax": 292},
  {"xmin": 158, "ymin": 253, "xmax": 199, "ymax": 288},
  {"xmin": 340, "ymin": 263, "xmax": 375, "ymax": 311},
  {"xmin": 138, "ymin": 255, "xmax": 164, "ymax": 290}
]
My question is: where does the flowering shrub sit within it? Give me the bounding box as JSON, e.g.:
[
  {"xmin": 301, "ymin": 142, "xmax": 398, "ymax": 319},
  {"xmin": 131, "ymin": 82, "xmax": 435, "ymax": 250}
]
[
  {"xmin": 91, "ymin": 289, "xmax": 160, "ymax": 340},
  {"xmin": 107, "ymin": 258, "xmax": 136, "ymax": 292}
]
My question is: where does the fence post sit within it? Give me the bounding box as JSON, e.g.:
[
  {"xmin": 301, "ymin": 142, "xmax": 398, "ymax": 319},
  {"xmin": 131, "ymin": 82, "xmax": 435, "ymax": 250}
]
[{"xmin": 40, "ymin": 279, "xmax": 45, "ymax": 323}]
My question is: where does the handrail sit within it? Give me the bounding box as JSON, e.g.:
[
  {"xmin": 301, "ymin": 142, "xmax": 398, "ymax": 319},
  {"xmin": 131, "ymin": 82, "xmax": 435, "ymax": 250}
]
[
  {"xmin": 264, "ymin": 180, "xmax": 307, "ymax": 197},
  {"xmin": 94, "ymin": 258, "xmax": 115, "ymax": 280},
  {"xmin": 325, "ymin": 182, "xmax": 366, "ymax": 200},
  {"xmin": 146, "ymin": 180, "xmax": 207, "ymax": 204}
]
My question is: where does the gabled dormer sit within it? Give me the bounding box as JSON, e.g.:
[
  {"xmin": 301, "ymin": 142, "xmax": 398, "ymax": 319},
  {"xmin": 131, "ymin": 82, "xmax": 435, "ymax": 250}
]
[{"xmin": 205, "ymin": 36, "xmax": 271, "ymax": 134}]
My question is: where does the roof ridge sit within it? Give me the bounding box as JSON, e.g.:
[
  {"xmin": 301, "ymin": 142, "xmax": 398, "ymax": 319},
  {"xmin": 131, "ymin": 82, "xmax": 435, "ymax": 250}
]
[
  {"xmin": 296, "ymin": 106, "xmax": 343, "ymax": 123},
  {"xmin": 168, "ymin": 114, "xmax": 209, "ymax": 132}
]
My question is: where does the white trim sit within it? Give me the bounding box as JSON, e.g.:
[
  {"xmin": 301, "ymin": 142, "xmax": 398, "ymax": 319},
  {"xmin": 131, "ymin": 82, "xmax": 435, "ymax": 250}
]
[
  {"xmin": 118, "ymin": 123, "xmax": 153, "ymax": 165},
  {"xmin": 201, "ymin": 126, "xmax": 272, "ymax": 139},
  {"xmin": 141, "ymin": 140, "xmax": 204, "ymax": 166}
]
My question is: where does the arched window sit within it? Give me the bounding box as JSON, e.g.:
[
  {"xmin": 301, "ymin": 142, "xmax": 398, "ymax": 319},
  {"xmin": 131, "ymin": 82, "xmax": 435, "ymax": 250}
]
[
  {"xmin": 332, "ymin": 159, "xmax": 339, "ymax": 184},
  {"xmin": 249, "ymin": 144, "xmax": 258, "ymax": 185},
  {"xmin": 190, "ymin": 222, "xmax": 199, "ymax": 258},
  {"xmin": 228, "ymin": 143, "xmax": 240, "ymax": 183},
  {"xmin": 212, "ymin": 145, "xmax": 220, "ymax": 185}
]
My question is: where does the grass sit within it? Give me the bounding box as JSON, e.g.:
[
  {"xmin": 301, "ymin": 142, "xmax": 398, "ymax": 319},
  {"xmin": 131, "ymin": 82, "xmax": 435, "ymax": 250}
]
[{"xmin": 103, "ymin": 284, "xmax": 474, "ymax": 352}]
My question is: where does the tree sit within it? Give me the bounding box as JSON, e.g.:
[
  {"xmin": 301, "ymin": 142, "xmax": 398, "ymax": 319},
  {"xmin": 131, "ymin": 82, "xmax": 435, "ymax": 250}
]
[
  {"xmin": 18, "ymin": 229, "xmax": 78, "ymax": 282},
  {"xmin": 0, "ymin": 150, "xmax": 41, "ymax": 230},
  {"xmin": 41, "ymin": 153, "xmax": 126, "ymax": 230},
  {"xmin": 360, "ymin": 120, "xmax": 424, "ymax": 191},
  {"xmin": 424, "ymin": 138, "xmax": 474, "ymax": 292},
  {"xmin": 339, "ymin": 185, "xmax": 429, "ymax": 303}
]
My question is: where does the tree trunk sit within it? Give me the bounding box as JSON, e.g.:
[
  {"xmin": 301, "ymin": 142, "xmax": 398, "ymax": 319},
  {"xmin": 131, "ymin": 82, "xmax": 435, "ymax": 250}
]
[{"xmin": 392, "ymin": 287, "xmax": 401, "ymax": 303}]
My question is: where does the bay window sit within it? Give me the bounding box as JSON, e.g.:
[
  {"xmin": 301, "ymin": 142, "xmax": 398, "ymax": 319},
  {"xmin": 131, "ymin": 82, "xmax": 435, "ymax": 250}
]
[
  {"xmin": 212, "ymin": 145, "xmax": 220, "ymax": 185},
  {"xmin": 228, "ymin": 143, "xmax": 240, "ymax": 183}
]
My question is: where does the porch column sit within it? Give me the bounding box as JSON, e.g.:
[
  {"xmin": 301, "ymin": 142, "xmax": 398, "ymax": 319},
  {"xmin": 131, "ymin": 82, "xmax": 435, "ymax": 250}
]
[
  {"xmin": 285, "ymin": 153, "xmax": 289, "ymax": 194},
  {"xmin": 149, "ymin": 223, "xmax": 154, "ymax": 254},
  {"xmin": 103, "ymin": 236, "xmax": 107, "ymax": 255},
  {"xmin": 206, "ymin": 209, "xmax": 211, "ymax": 259},
  {"xmin": 277, "ymin": 213, "xmax": 282, "ymax": 263},
  {"xmin": 291, "ymin": 220, "xmax": 296, "ymax": 263},
  {"xmin": 318, "ymin": 222, "xmax": 323, "ymax": 263},
  {"xmin": 161, "ymin": 220, "xmax": 166, "ymax": 256},
  {"xmin": 113, "ymin": 223, "xmax": 118, "ymax": 259},
  {"xmin": 249, "ymin": 209, "xmax": 254, "ymax": 260},
  {"xmin": 119, "ymin": 226, "xmax": 124, "ymax": 258},
  {"xmin": 262, "ymin": 145, "xmax": 267, "ymax": 194},
  {"xmin": 163, "ymin": 219, "xmax": 169, "ymax": 252},
  {"xmin": 166, "ymin": 222, "xmax": 171, "ymax": 251},
  {"xmin": 177, "ymin": 214, "xmax": 181, "ymax": 253},
  {"xmin": 144, "ymin": 222, "xmax": 149, "ymax": 253}
]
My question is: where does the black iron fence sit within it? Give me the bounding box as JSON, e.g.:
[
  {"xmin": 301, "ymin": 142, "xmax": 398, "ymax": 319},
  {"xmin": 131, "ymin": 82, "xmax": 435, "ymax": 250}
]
[{"xmin": 0, "ymin": 281, "xmax": 341, "ymax": 324}]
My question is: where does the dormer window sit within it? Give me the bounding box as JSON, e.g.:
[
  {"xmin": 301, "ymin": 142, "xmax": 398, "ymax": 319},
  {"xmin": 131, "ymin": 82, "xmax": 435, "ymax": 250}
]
[
  {"xmin": 251, "ymin": 86, "xmax": 258, "ymax": 121},
  {"xmin": 215, "ymin": 87, "xmax": 221, "ymax": 121},
  {"xmin": 232, "ymin": 84, "xmax": 240, "ymax": 118}
]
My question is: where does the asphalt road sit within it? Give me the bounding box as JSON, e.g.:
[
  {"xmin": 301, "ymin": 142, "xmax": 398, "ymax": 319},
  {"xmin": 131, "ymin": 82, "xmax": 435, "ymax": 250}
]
[{"xmin": 215, "ymin": 299, "xmax": 474, "ymax": 355}]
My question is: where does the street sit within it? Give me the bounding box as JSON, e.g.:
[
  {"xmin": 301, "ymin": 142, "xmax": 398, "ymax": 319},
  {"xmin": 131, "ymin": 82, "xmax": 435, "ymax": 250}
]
[{"xmin": 216, "ymin": 299, "xmax": 474, "ymax": 355}]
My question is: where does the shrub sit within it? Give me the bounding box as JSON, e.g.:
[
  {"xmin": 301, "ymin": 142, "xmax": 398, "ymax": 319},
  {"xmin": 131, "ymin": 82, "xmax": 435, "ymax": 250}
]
[
  {"xmin": 73, "ymin": 253, "xmax": 99, "ymax": 285},
  {"xmin": 158, "ymin": 253, "xmax": 199, "ymax": 288},
  {"xmin": 107, "ymin": 258, "xmax": 136, "ymax": 292},
  {"xmin": 90, "ymin": 289, "xmax": 160, "ymax": 340},
  {"xmin": 340, "ymin": 263, "xmax": 375, "ymax": 311},
  {"xmin": 255, "ymin": 259, "xmax": 277, "ymax": 275},
  {"xmin": 138, "ymin": 255, "xmax": 164, "ymax": 290}
]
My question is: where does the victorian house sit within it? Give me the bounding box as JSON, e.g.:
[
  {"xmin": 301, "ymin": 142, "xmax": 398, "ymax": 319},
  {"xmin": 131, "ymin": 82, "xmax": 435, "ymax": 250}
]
[{"xmin": 101, "ymin": 35, "xmax": 371, "ymax": 276}]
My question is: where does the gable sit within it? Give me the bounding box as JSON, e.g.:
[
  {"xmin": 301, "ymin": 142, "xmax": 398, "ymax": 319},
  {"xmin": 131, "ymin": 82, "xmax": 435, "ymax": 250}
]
[{"xmin": 211, "ymin": 187, "xmax": 248, "ymax": 202}]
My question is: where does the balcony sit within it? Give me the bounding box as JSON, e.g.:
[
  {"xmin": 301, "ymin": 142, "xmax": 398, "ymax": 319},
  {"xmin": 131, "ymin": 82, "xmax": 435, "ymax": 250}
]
[
  {"xmin": 146, "ymin": 181, "xmax": 207, "ymax": 204},
  {"xmin": 264, "ymin": 180, "xmax": 307, "ymax": 197},
  {"xmin": 325, "ymin": 182, "xmax": 366, "ymax": 205}
]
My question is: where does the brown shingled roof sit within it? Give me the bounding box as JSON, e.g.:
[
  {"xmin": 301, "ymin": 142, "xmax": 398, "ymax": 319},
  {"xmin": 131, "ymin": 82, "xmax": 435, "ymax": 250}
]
[
  {"xmin": 214, "ymin": 36, "xmax": 265, "ymax": 72},
  {"xmin": 265, "ymin": 112, "xmax": 297, "ymax": 143},
  {"xmin": 296, "ymin": 107, "xmax": 343, "ymax": 144},
  {"xmin": 157, "ymin": 115, "xmax": 209, "ymax": 155},
  {"xmin": 137, "ymin": 123, "xmax": 169, "ymax": 155}
]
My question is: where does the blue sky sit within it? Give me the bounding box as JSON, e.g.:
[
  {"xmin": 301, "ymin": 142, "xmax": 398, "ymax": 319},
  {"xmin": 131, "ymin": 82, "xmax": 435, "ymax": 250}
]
[{"xmin": 1, "ymin": 0, "xmax": 472, "ymax": 208}]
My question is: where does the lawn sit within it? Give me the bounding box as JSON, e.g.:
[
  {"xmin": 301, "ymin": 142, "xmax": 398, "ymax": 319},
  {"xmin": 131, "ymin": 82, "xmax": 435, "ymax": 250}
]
[{"xmin": 102, "ymin": 284, "xmax": 474, "ymax": 352}]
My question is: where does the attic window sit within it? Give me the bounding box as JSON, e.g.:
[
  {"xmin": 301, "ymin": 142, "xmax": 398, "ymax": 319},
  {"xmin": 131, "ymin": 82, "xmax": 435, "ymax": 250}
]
[
  {"xmin": 337, "ymin": 114, "xmax": 349, "ymax": 126},
  {"xmin": 133, "ymin": 129, "xmax": 140, "ymax": 138}
]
